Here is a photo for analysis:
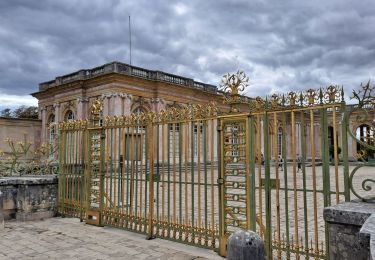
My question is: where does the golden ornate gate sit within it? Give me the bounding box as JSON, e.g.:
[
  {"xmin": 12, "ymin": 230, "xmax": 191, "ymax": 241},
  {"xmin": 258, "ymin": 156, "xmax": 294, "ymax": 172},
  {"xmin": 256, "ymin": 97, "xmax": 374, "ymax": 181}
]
[{"xmin": 57, "ymin": 72, "xmax": 375, "ymax": 259}]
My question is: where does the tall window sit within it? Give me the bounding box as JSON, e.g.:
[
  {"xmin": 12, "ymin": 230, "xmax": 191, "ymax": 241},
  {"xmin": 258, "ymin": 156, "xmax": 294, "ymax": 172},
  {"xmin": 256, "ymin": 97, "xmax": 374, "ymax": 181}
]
[
  {"xmin": 169, "ymin": 123, "xmax": 180, "ymax": 159},
  {"xmin": 65, "ymin": 110, "xmax": 75, "ymax": 121},
  {"xmin": 194, "ymin": 122, "xmax": 203, "ymax": 156},
  {"xmin": 130, "ymin": 107, "xmax": 146, "ymax": 161}
]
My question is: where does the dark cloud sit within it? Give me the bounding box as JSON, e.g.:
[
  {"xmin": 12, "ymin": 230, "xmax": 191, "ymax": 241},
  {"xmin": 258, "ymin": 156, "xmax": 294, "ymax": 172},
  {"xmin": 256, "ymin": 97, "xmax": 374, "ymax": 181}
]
[{"xmin": 0, "ymin": 0, "xmax": 374, "ymax": 104}]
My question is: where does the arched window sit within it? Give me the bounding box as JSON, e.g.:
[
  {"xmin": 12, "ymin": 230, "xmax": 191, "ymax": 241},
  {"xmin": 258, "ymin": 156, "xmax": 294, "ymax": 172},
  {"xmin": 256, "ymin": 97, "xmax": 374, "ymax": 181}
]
[
  {"xmin": 132, "ymin": 107, "xmax": 145, "ymax": 115},
  {"xmin": 356, "ymin": 124, "xmax": 374, "ymax": 158},
  {"xmin": 65, "ymin": 110, "xmax": 75, "ymax": 121}
]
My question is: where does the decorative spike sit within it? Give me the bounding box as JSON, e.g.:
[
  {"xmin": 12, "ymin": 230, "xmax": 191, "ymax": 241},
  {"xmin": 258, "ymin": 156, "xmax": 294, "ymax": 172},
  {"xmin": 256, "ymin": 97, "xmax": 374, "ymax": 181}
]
[
  {"xmin": 299, "ymin": 92, "xmax": 304, "ymax": 106},
  {"xmin": 319, "ymin": 87, "xmax": 324, "ymax": 104},
  {"xmin": 341, "ymin": 85, "xmax": 345, "ymax": 102}
]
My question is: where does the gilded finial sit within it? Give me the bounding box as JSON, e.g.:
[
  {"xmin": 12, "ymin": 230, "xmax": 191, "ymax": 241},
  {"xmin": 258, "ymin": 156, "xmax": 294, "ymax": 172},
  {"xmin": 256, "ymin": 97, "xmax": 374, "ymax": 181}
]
[
  {"xmin": 220, "ymin": 70, "xmax": 249, "ymax": 113},
  {"xmin": 90, "ymin": 99, "xmax": 103, "ymax": 115}
]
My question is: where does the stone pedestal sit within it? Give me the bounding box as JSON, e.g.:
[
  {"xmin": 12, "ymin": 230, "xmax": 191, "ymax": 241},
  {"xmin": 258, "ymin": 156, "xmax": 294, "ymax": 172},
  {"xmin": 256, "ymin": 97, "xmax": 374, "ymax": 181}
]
[
  {"xmin": 0, "ymin": 176, "xmax": 58, "ymax": 221},
  {"xmin": 324, "ymin": 201, "xmax": 375, "ymax": 260}
]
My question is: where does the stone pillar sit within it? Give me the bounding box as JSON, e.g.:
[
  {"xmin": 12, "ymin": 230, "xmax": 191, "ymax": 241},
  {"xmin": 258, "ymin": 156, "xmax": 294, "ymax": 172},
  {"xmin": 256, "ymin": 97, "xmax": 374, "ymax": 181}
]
[
  {"xmin": 53, "ymin": 102, "xmax": 60, "ymax": 122},
  {"xmin": 40, "ymin": 106, "xmax": 47, "ymax": 143},
  {"xmin": 112, "ymin": 93, "xmax": 124, "ymax": 116},
  {"xmin": 324, "ymin": 201, "xmax": 375, "ymax": 260},
  {"xmin": 101, "ymin": 94, "xmax": 110, "ymax": 117},
  {"xmin": 123, "ymin": 94, "xmax": 133, "ymax": 115},
  {"xmin": 348, "ymin": 121, "xmax": 355, "ymax": 160},
  {"xmin": 77, "ymin": 97, "xmax": 89, "ymax": 119},
  {"xmin": 151, "ymin": 98, "xmax": 165, "ymax": 113},
  {"xmin": 315, "ymin": 124, "xmax": 320, "ymax": 158}
]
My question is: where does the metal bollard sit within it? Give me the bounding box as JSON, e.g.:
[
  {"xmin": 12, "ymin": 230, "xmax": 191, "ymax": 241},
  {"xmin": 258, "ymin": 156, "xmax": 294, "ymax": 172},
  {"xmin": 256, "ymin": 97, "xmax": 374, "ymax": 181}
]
[{"xmin": 227, "ymin": 230, "xmax": 265, "ymax": 260}]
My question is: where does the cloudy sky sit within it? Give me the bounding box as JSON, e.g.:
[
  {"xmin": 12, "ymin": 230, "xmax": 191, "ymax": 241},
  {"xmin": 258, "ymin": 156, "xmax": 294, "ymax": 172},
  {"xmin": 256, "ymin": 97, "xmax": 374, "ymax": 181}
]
[{"xmin": 0, "ymin": 0, "xmax": 374, "ymax": 108}]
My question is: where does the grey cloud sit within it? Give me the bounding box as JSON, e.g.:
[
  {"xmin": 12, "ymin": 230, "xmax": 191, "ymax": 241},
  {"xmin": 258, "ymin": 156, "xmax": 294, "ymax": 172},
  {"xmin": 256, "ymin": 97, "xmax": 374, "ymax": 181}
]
[{"xmin": 0, "ymin": 0, "xmax": 374, "ymax": 100}]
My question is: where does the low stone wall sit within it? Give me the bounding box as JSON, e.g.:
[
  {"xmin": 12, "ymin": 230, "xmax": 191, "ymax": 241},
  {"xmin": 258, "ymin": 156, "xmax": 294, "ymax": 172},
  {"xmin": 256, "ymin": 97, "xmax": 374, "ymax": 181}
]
[
  {"xmin": 324, "ymin": 201, "xmax": 375, "ymax": 260},
  {"xmin": 0, "ymin": 176, "xmax": 58, "ymax": 221}
]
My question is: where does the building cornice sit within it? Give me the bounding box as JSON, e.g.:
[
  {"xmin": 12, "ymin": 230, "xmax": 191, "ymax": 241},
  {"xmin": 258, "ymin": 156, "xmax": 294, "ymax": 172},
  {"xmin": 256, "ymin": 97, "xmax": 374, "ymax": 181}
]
[{"xmin": 33, "ymin": 61, "xmax": 218, "ymax": 96}]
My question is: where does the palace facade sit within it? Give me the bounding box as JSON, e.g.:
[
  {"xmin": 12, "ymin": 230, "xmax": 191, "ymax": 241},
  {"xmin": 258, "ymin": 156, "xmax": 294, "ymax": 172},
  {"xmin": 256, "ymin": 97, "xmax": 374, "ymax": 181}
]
[{"xmin": 31, "ymin": 61, "xmax": 373, "ymax": 162}]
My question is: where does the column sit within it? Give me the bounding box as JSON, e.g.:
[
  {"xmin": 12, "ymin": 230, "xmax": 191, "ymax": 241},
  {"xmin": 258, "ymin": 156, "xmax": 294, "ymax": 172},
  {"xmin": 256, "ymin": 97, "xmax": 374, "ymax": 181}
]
[
  {"xmin": 123, "ymin": 94, "xmax": 133, "ymax": 115},
  {"xmin": 77, "ymin": 97, "xmax": 89, "ymax": 119},
  {"xmin": 112, "ymin": 93, "xmax": 124, "ymax": 116},
  {"xmin": 53, "ymin": 102, "xmax": 60, "ymax": 122}
]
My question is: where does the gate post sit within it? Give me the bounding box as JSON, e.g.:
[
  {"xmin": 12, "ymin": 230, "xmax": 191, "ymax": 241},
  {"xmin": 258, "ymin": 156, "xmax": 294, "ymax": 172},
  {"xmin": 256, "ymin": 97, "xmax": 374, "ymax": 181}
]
[
  {"xmin": 147, "ymin": 114, "xmax": 155, "ymax": 239},
  {"xmin": 262, "ymin": 107, "xmax": 272, "ymax": 259},
  {"xmin": 86, "ymin": 99, "xmax": 104, "ymax": 226},
  {"xmin": 218, "ymin": 118, "xmax": 226, "ymax": 256}
]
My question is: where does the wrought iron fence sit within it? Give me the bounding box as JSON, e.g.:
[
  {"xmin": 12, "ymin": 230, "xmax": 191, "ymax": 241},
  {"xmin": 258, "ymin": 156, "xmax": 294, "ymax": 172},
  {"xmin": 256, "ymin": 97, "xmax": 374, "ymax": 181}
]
[{"xmin": 56, "ymin": 74, "xmax": 374, "ymax": 260}]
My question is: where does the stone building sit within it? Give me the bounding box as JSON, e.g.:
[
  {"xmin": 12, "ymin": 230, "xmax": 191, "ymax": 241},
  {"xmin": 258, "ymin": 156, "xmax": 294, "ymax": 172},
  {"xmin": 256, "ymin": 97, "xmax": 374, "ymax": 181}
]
[
  {"xmin": 0, "ymin": 117, "xmax": 42, "ymax": 159},
  {"xmin": 31, "ymin": 61, "xmax": 373, "ymax": 162},
  {"xmin": 31, "ymin": 61, "xmax": 232, "ymax": 161}
]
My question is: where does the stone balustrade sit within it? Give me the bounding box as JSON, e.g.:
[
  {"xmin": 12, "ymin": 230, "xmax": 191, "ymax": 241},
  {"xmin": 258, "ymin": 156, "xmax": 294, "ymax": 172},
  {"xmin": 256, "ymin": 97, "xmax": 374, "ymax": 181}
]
[{"xmin": 39, "ymin": 61, "xmax": 217, "ymax": 93}]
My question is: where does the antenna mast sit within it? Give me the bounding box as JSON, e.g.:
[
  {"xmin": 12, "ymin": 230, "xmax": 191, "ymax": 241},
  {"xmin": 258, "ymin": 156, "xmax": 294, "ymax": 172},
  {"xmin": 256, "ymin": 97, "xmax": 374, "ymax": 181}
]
[{"xmin": 129, "ymin": 16, "xmax": 132, "ymax": 65}]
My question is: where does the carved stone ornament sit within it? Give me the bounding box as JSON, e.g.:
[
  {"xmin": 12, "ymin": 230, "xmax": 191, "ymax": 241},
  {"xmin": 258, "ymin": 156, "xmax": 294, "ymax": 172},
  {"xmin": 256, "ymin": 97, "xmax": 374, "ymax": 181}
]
[{"xmin": 90, "ymin": 99, "xmax": 103, "ymax": 116}]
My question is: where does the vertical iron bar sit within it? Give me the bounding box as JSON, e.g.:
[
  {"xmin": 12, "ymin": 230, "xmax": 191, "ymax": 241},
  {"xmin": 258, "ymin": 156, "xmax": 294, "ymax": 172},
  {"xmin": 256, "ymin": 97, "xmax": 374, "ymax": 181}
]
[
  {"xmin": 341, "ymin": 102, "xmax": 350, "ymax": 201},
  {"xmin": 191, "ymin": 121, "xmax": 195, "ymax": 228},
  {"xmin": 167, "ymin": 123, "xmax": 171, "ymax": 236},
  {"xmin": 99, "ymin": 129, "xmax": 106, "ymax": 226},
  {"xmin": 179, "ymin": 124, "xmax": 183, "ymax": 224},
  {"xmin": 273, "ymin": 112, "xmax": 281, "ymax": 259},
  {"xmin": 332, "ymin": 106, "xmax": 340, "ymax": 203},
  {"xmin": 291, "ymin": 110, "xmax": 300, "ymax": 259},
  {"xmin": 300, "ymin": 110, "xmax": 309, "ymax": 259},
  {"xmin": 204, "ymin": 120, "xmax": 208, "ymax": 231},
  {"xmin": 144, "ymin": 124, "xmax": 149, "ymax": 229},
  {"xmin": 320, "ymin": 106, "xmax": 330, "ymax": 257},
  {"xmin": 310, "ymin": 110, "xmax": 319, "ymax": 253},
  {"xmin": 156, "ymin": 125, "xmax": 160, "ymax": 219},
  {"xmin": 249, "ymin": 116, "xmax": 256, "ymax": 232},
  {"xmin": 218, "ymin": 119, "xmax": 226, "ymax": 256},
  {"xmin": 147, "ymin": 121, "xmax": 155, "ymax": 239},
  {"xmin": 263, "ymin": 110, "xmax": 272, "ymax": 259},
  {"xmin": 282, "ymin": 112, "xmax": 291, "ymax": 259}
]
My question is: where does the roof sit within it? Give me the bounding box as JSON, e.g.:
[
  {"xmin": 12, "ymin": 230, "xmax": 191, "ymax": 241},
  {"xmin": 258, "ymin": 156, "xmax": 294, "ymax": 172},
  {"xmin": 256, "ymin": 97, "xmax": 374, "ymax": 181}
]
[{"xmin": 35, "ymin": 61, "xmax": 218, "ymax": 94}]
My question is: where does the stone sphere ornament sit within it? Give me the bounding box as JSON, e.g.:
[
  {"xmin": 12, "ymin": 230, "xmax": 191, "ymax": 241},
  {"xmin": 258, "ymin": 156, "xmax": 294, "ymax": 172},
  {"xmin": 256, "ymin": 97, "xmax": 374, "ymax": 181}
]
[{"xmin": 227, "ymin": 230, "xmax": 265, "ymax": 260}]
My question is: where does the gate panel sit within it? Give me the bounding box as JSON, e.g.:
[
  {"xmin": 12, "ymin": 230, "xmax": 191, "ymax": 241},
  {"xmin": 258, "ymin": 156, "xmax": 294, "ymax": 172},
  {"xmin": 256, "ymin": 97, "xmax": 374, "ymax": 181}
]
[
  {"xmin": 218, "ymin": 116, "xmax": 252, "ymax": 256},
  {"xmin": 218, "ymin": 83, "xmax": 350, "ymax": 259},
  {"xmin": 58, "ymin": 120, "xmax": 87, "ymax": 220},
  {"xmin": 253, "ymin": 103, "xmax": 348, "ymax": 259},
  {"xmin": 99, "ymin": 117, "xmax": 151, "ymax": 234},
  {"xmin": 151, "ymin": 106, "xmax": 219, "ymax": 248}
]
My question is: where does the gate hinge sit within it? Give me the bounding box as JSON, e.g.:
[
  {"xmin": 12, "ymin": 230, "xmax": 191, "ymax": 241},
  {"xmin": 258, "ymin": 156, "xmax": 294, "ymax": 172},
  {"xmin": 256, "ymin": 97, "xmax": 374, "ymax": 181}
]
[{"xmin": 217, "ymin": 178, "xmax": 224, "ymax": 184}]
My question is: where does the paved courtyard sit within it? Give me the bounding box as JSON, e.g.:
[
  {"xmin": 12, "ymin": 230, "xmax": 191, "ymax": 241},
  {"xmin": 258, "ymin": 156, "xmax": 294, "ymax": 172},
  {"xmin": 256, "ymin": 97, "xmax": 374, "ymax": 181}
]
[{"xmin": 0, "ymin": 218, "xmax": 223, "ymax": 260}]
